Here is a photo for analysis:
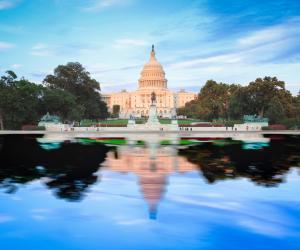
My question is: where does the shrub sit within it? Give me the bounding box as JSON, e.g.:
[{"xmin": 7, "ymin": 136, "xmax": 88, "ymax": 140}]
[
  {"xmin": 266, "ymin": 124, "xmax": 287, "ymax": 130},
  {"xmin": 281, "ymin": 118, "xmax": 300, "ymax": 130}
]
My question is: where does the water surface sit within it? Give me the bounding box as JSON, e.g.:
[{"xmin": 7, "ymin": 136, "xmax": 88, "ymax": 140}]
[{"xmin": 0, "ymin": 134, "xmax": 299, "ymax": 250}]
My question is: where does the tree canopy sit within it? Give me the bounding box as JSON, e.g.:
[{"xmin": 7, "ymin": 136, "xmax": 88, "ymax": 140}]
[
  {"xmin": 0, "ymin": 63, "xmax": 108, "ymax": 130},
  {"xmin": 43, "ymin": 62, "xmax": 108, "ymax": 120},
  {"xmin": 179, "ymin": 76, "xmax": 300, "ymax": 127}
]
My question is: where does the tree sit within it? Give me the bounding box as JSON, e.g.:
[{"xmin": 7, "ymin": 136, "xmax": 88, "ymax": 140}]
[
  {"xmin": 248, "ymin": 77, "xmax": 285, "ymax": 117},
  {"xmin": 181, "ymin": 76, "xmax": 298, "ymax": 126},
  {"xmin": 112, "ymin": 105, "xmax": 120, "ymax": 117},
  {"xmin": 296, "ymin": 92, "xmax": 300, "ymax": 117},
  {"xmin": 178, "ymin": 80, "xmax": 239, "ymax": 120},
  {"xmin": 0, "ymin": 71, "xmax": 18, "ymax": 129},
  {"xmin": 0, "ymin": 72, "xmax": 43, "ymax": 129},
  {"xmin": 43, "ymin": 62, "xmax": 108, "ymax": 120},
  {"xmin": 265, "ymin": 97, "xmax": 285, "ymax": 124},
  {"xmin": 39, "ymin": 88, "xmax": 82, "ymax": 122},
  {"xmin": 229, "ymin": 86, "xmax": 255, "ymax": 119},
  {"xmin": 0, "ymin": 70, "xmax": 17, "ymax": 85}
]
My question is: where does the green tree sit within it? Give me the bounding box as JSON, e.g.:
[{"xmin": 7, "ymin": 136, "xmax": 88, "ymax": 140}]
[
  {"xmin": 0, "ymin": 72, "xmax": 43, "ymax": 129},
  {"xmin": 229, "ymin": 86, "xmax": 255, "ymax": 119},
  {"xmin": 40, "ymin": 88, "xmax": 82, "ymax": 122},
  {"xmin": 265, "ymin": 97, "xmax": 285, "ymax": 124},
  {"xmin": 248, "ymin": 77, "xmax": 285, "ymax": 117},
  {"xmin": 0, "ymin": 71, "xmax": 18, "ymax": 129},
  {"xmin": 112, "ymin": 105, "xmax": 120, "ymax": 118},
  {"xmin": 296, "ymin": 92, "xmax": 300, "ymax": 117},
  {"xmin": 178, "ymin": 80, "xmax": 238, "ymax": 120},
  {"xmin": 43, "ymin": 62, "xmax": 108, "ymax": 120}
]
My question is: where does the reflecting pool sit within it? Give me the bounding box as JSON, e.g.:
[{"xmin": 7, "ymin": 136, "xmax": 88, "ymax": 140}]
[{"xmin": 0, "ymin": 134, "xmax": 299, "ymax": 250}]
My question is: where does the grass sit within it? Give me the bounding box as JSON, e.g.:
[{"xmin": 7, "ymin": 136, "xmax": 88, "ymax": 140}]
[
  {"xmin": 79, "ymin": 118, "xmax": 204, "ymax": 126},
  {"xmin": 80, "ymin": 119, "xmax": 128, "ymax": 126}
]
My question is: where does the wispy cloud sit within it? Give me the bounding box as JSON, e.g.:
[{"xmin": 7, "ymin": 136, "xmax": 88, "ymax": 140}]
[
  {"xmin": 116, "ymin": 218, "xmax": 148, "ymax": 226},
  {"xmin": 169, "ymin": 53, "xmax": 243, "ymax": 69},
  {"xmin": 0, "ymin": 0, "xmax": 20, "ymax": 10},
  {"xmin": 169, "ymin": 17, "xmax": 300, "ymax": 71},
  {"xmin": 115, "ymin": 38, "xmax": 149, "ymax": 47},
  {"xmin": 30, "ymin": 43, "xmax": 53, "ymax": 57},
  {"xmin": 32, "ymin": 43, "xmax": 47, "ymax": 50},
  {"xmin": 30, "ymin": 70, "xmax": 51, "ymax": 79},
  {"xmin": 169, "ymin": 195, "xmax": 242, "ymax": 211},
  {"xmin": 237, "ymin": 17, "xmax": 300, "ymax": 49},
  {"xmin": 82, "ymin": 0, "xmax": 131, "ymax": 12},
  {"xmin": 0, "ymin": 41, "xmax": 14, "ymax": 50},
  {"xmin": 0, "ymin": 23, "xmax": 23, "ymax": 33},
  {"xmin": 10, "ymin": 63, "xmax": 22, "ymax": 69},
  {"xmin": 0, "ymin": 214, "xmax": 14, "ymax": 223},
  {"xmin": 88, "ymin": 63, "xmax": 139, "ymax": 74},
  {"xmin": 30, "ymin": 208, "xmax": 53, "ymax": 221},
  {"xmin": 113, "ymin": 38, "xmax": 149, "ymax": 49},
  {"xmin": 57, "ymin": 42, "xmax": 101, "ymax": 55},
  {"xmin": 239, "ymin": 218, "xmax": 287, "ymax": 237}
]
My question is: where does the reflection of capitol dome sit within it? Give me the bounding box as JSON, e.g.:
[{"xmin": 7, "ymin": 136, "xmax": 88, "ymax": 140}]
[
  {"xmin": 104, "ymin": 146, "xmax": 197, "ymax": 219},
  {"xmin": 139, "ymin": 168, "xmax": 167, "ymax": 220},
  {"xmin": 138, "ymin": 45, "xmax": 167, "ymax": 90}
]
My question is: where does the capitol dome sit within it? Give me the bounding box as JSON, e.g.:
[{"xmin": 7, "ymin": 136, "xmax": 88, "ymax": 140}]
[{"xmin": 138, "ymin": 45, "xmax": 168, "ymax": 89}]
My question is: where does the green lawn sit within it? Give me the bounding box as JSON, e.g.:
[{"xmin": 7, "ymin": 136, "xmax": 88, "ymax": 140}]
[
  {"xmin": 80, "ymin": 119, "xmax": 128, "ymax": 126},
  {"xmin": 79, "ymin": 118, "xmax": 203, "ymax": 126},
  {"xmin": 99, "ymin": 119, "xmax": 128, "ymax": 125}
]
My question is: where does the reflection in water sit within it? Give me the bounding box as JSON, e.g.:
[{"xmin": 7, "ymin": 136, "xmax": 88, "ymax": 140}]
[
  {"xmin": 103, "ymin": 145, "xmax": 197, "ymax": 219},
  {"xmin": 0, "ymin": 134, "xmax": 299, "ymax": 212},
  {"xmin": 0, "ymin": 135, "xmax": 110, "ymax": 200},
  {"xmin": 0, "ymin": 133, "xmax": 300, "ymax": 249},
  {"xmin": 179, "ymin": 135, "xmax": 300, "ymax": 187}
]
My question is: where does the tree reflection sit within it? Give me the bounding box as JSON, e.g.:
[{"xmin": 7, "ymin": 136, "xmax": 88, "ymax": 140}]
[
  {"xmin": 179, "ymin": 135, "xmax": 300, "ymax": 187},
  {"xmin": 1, "ymin": 134, "xmax": 300, "ymax": 205},
  {"xmin": 0, "ymin": 135, "xmax": 110, "ymax": 201}
]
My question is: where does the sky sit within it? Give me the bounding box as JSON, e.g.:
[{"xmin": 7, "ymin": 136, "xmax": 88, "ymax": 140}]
[{"xmin": 0, "ymin": 0, "xmax": 300, "ymax": 94}]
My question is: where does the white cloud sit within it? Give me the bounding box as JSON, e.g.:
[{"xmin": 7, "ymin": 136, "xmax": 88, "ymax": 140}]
[
  {"xmin": 0, "ymin": 41, "xmax": 14, "ymax": 50},
  {"xmin": 155, "ymin": 18, "xmax": 300, "ymax": 94},
  {"xmin": 0, "ymin": 0, "xmax": 18, "ymax": 10},
  {"xmin": 239, "ymin": 219, "xmax": 287, "ymax": 237},
  {"xmin": 0, "ymin": 24, "xmax": 24, "ymax": 34},
  {"xmin": 116, "ymin": 218, "xmax": 148, "ymax": 225},
  {"xmin": 31, "ymin": 50, "xmax": 52, "ymax": 56},
  {"xmin": 0, "ymin": 214, "xmax": 14, "ymax": 223},
  {"xmin": 30, "ymin": 208, "xmax": 52, "ymax": 221},
  {"xmin": 82, "ymin": 0, "xmax": 130, "ymax": 12},
  {"xmin": 0, "ymin": 0, "xmax": 11, "ymax": 9},
  {"xmin": 113, "ymin": 38, "xmax": 149, "ymax": 48},
  {"xmin": 10, "ymin": 195, "xmax": 22, "ymax": 201},
  {"xmin": 168, "ymin": 19, "xmax": 300, "ymax": 71},
  {"xmin": 31, "ymin": 43, "xmax": 52, "ymax": 57},
  {"xmin": 238, "ymin": 19, "xmax": 300, "ymax": 48},
  {"xmin": 169, "ymin": 53, "xmax": 243, "ymax": 69},
  {"xmin": 10, "ymin": 64, "xmax": 22, "ymax": 69},
  {"xmin": 32, "ymin": 43, "xmax": 47, "ymax": 50},
  {"xmin": 169, "ymin": 195, "xmax": 242, "ymax": 211}
]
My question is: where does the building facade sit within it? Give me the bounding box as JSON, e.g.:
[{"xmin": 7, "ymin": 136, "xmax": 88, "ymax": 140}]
[{"xmin": 102, "ymin": 46, "xmax": 197, "ymax": 118}]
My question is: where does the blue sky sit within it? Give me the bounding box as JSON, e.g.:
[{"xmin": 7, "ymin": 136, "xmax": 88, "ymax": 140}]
[{"xmin": 0, "ymin": 0, "xmax": 300, "ymax": 94}]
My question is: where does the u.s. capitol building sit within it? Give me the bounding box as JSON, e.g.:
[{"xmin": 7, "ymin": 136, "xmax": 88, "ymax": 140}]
[{"xmin": 102, "ymin": 46, "xmax": 197, "ymax": 118}]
